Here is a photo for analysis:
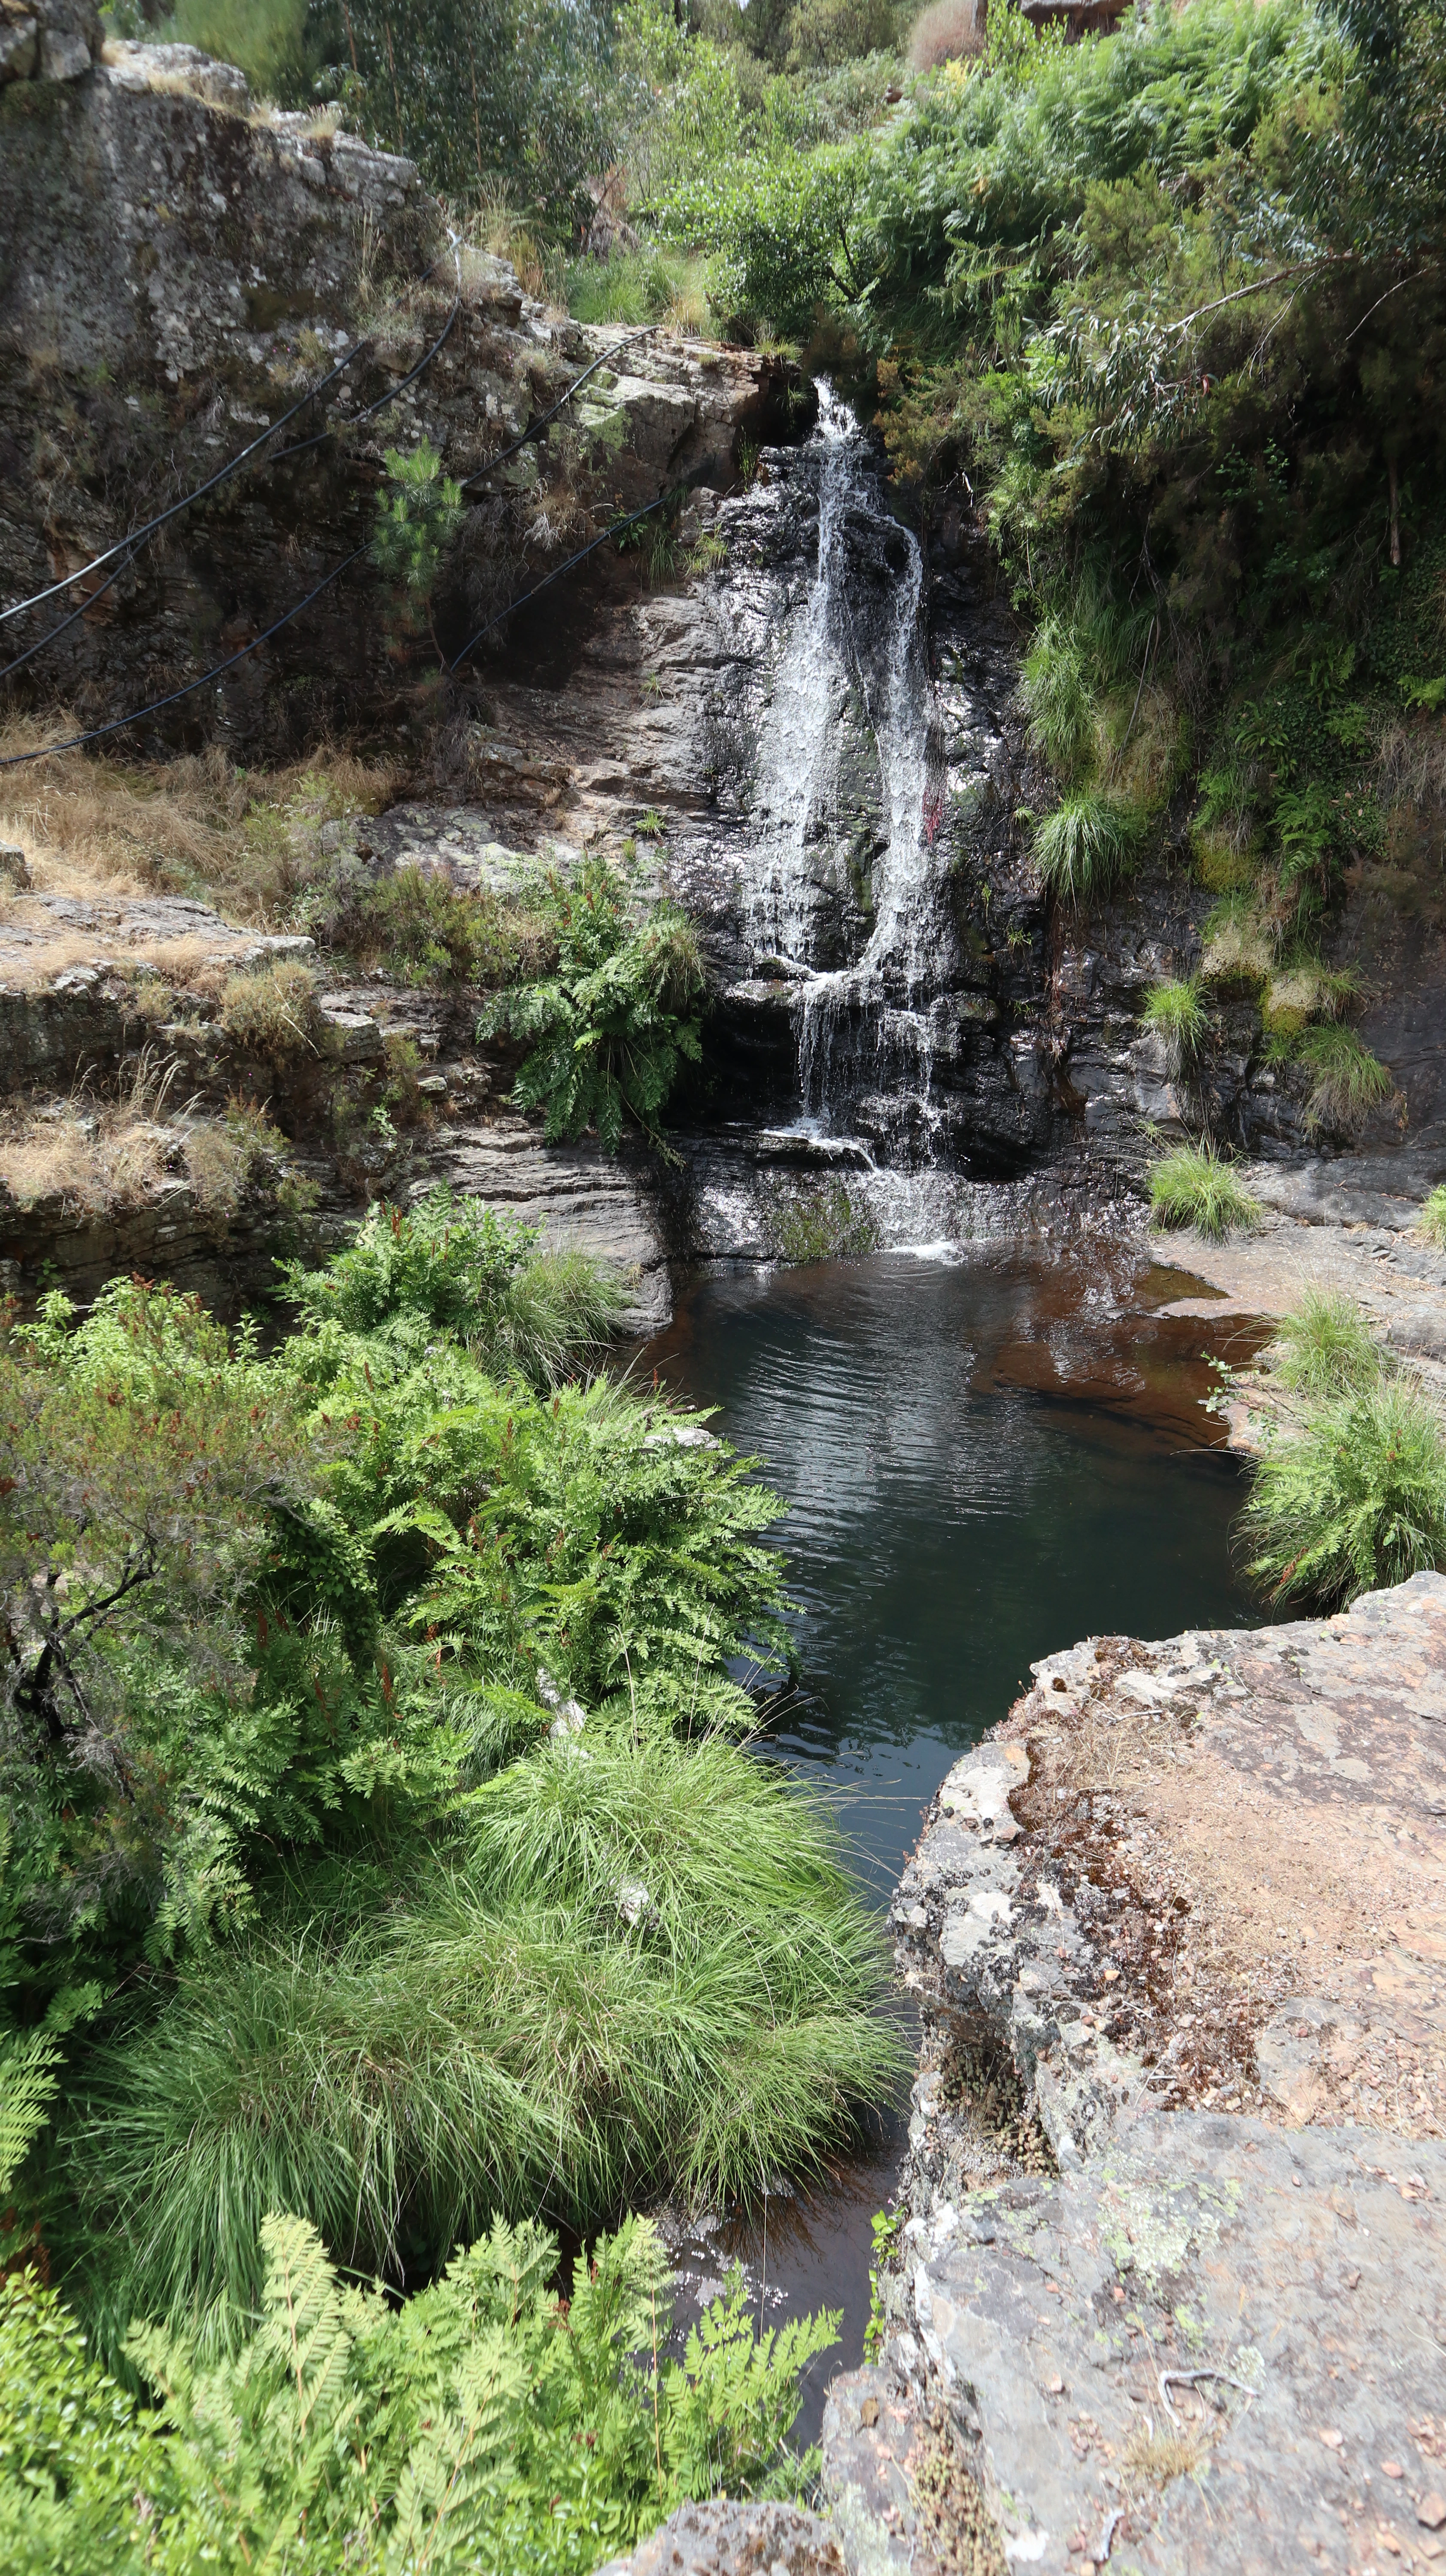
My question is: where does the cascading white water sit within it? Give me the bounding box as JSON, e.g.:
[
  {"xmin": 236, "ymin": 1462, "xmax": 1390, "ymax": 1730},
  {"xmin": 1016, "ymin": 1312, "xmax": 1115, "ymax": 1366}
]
[{"xmin": 742, "ymin": 385, "xmax": 950, "ymax": 1157}]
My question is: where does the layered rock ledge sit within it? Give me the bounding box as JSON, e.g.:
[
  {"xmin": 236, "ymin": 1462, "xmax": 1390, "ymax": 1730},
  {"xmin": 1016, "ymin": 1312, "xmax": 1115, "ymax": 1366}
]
[{"xmin": 834, "ymin": 1574, "xmax": 1446, "ymax": 2574}]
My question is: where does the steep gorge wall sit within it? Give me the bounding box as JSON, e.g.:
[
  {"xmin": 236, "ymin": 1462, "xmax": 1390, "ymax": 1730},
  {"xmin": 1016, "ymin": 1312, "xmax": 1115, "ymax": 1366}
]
[{"xmin": 0, "ymin": 36, "xmax": 790, "ymax": 756}]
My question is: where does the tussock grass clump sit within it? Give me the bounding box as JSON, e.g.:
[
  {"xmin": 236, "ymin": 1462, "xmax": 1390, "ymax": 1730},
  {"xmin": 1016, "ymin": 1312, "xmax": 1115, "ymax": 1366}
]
[
  {"xmin": 1148, "ymin": 1142, "xmax": 1260, "ymax": 1241},
  {"xmin": 219, "ymin": 959, "xmax": 325, "ymax": 1060},
  {"xmin": 1033, "ymin": 792, "xmax": 1140, "ymax": 903},
  {"xmin": 1242, "ymin": 1374, "xmax": 1446, "ymax": 1608},
  {"xmin": 1142, "ymin": 975, "xmax": 1205, "ymax": 1069},
  {"xmin": 1268, "ymin": 1288, "xmax": 1383, "ymax": 1402},
  {"xmin": 1295, "ymin": 1023, "xmax": 1392, "ymax": 1131},
  {"xmin": 1418, "ymin": 1184, "xmax": 1446, "ymax": 1248},
  {"xmin": 66, "ymin": 1735, "xmax": 902, "ymax": 2344}
]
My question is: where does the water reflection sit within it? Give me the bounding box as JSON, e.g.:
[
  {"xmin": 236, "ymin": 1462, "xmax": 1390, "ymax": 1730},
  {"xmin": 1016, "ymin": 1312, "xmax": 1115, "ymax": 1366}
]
[{"xmin": 638, "ymin": 1249, "xmax": 1260, "ymax": 2437}]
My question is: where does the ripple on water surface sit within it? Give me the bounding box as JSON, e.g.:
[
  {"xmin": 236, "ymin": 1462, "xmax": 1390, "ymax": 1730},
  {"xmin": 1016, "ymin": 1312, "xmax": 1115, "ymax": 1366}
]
[{"xmin": 638, "ymin": 1248, "xmax": 1261, "ymax": 2436}]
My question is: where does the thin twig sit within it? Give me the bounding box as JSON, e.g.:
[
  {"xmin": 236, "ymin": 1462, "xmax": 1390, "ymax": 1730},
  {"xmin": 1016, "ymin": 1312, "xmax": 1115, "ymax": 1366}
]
[
  {"xmin": 1095, "ymin": 2505, "xmax": 1124, "ymax": 2563},
  {"xmin": 1160, "ymin": 2366, "xmax": 1261, "ymax": 2407}
]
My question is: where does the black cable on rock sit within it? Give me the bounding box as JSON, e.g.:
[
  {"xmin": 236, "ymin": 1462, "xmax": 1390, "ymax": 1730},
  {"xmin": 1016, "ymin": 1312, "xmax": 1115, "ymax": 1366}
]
[
  {"xmin": 449, "ymin": 482, "xmax": 683, "ymax": 670},
  {"xmin": 0, "ymin": 545, "xmax": 370, "ymax": 771},
  {"xmin": 458, "ymin": 323, "xmax": 661, "ymax": 492},
  {"xmin": 0, "ymin": 241, "xmax": 462, "ymax": 685}
]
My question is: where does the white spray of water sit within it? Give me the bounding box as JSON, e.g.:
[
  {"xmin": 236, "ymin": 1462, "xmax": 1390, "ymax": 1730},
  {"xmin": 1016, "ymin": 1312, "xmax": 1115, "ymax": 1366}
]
[{"xmin": 743, "ymin": 384, "xmax": 947, "ymax": 1150}]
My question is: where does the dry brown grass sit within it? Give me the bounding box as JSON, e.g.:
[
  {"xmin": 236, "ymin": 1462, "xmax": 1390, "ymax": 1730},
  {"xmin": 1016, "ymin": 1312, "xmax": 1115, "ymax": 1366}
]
[
  {"xmin": 909, "ymin": 0, "xmax": 985, "ymax": 69},
  {"xmin": 1123, "ymin": 2420, "xmax": 1210, "ymax": 2491},
  {"xmin": 218, "ymin": 959, "xmax": 325, "ymax": 1059},
  {"xmin": 0, "ymin": 717, "xmax": 402, "ymax": 925},
  {"xmin": 0, "ymin": 1055, "xmax": 289, "ymax": 1220}
]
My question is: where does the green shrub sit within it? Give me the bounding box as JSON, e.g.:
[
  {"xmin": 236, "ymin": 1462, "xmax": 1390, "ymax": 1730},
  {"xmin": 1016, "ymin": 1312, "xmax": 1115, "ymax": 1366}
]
[
  {"xmin": 1294, "ymin": 1024, "xmax": 1392, "ymax": 1131},
  {"xmin": 0, "ymin": 2208, "xmax": 836, "ymax": 2574},
  {"xmin": 1148, "ymin": 1142, "xmax": 1260, "ymax": 1241},
  {"xmin": 1268, "ymin": 1288, "xmax": 1383, "ymax": 1401},
  {"xmin": 371, "ymin": 440, "xmax": 464, "ymax": 639},
  {"xmin": 480, "ymin": 860, "xmax": 706, "ymax": 1150},
  {"xmin": 1141, "ymin": 975, "xmax": 1205, "ymax": 1069},
  {"xmin": 281, "ymin": 1185, "xmax": 624, "ymax": 1387},
  {"xmin": 1417, "ymin": 1184, "xmax": 1446, "ymax": 1248},
  {"xmin": 65, "ymin": 1734, "xmax": 899, "ymax": 2339},
  {"xmin": 1033, "ymin": 793, "xmax": 1140, "ymax": 903},
  {"xmin": 1242, "ymin": 1375, "xmax": 1446, "ymax": 1608}
]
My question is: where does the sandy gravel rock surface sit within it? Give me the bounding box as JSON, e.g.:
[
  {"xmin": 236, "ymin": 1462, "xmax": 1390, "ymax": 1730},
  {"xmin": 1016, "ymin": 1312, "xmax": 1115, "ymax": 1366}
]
[
  {"xmin": 594, "ymin": 2500, "xmax": 846, "ymax": 2576},
  {"xmin": 857, "ymin": 1573, "xmax": 1446, "ymax": 2574}
]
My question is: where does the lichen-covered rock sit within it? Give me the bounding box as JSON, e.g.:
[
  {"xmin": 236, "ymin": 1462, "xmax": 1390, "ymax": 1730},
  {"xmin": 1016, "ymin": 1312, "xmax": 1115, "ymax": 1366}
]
[
  {"xmin": 857, "ymin": 1575, "xmax": 1446, "ymax": 2572},
  {"xmin": 595, "ymin": 2499, "xmax": 846, "ymax": 2576},
  {"xmin": 0, "ymin": 0, "xmax": 99, "ymax": 85}
]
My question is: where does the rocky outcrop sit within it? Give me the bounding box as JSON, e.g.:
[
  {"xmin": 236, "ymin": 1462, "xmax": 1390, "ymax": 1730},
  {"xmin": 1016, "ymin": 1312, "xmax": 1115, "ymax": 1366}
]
[
  {"xmin": 0, "ymin": 43, "xmax": 789, "ymax": 751},
  {"xmin": 841, "ymin": 1574, "xmax": 1446, "ymax": 2572},
  {"xmin": 0, "ymin": 0, "xmax": 100, "ymax": 88}
]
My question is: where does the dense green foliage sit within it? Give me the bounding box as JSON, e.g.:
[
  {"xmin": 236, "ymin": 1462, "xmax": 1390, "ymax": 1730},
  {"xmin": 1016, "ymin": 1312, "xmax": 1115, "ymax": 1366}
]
[
  {"xmin": 1147, "ymin": 1141, "xmax": 1260, "ymax": 1239},
  {"xmin": 483, "ymin": 860, "xmax": 706, "ymax": 1150},
  {"xmin": 0, "ymin": 1194, "xmax": 896, "ymax": 2356},
  {"xmin": 1238, "ymin": 1290, "xmax": 1446, "ymax": 1607},
  {"xmin": 1242, "ymin": 1372, "xmax": 1446, "ymax": 1606},
  {"xmin": 0, "ymin": 2208, "xmax": 836, "ymax": 2573}
]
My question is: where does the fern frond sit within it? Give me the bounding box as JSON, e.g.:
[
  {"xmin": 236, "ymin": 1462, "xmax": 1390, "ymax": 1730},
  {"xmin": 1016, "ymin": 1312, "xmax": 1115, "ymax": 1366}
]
[
  {"xmin": 0, "ymin": 2029, "xmax": 64, "ymax": 2199},
  {"xmin": 255, "ymin": 2211, "xmax": 355, "ymax": 2445}
]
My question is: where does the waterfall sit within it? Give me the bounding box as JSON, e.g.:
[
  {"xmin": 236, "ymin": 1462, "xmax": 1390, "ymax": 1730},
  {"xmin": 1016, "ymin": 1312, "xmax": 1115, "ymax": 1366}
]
[{"xmin": 743, "ymin": 385, "xmax": 949, "ymax": 1163}]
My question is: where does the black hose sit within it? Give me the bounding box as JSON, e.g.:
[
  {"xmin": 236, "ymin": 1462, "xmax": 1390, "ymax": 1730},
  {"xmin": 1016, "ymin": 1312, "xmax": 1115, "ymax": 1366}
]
[
  {"xmin": 0, "ymin": 243, "xmax": 462, "ymax": 683},
  {"xmin": 0, "ymin": 546, "xmax": 370, "ymax": 770},
  {"xmin": 449, "ymin": 483, "xmax": 683, "ymax": 670},
  {"xmin": 458, "ymin": 324, "xmax": 661, "ymax": 492}
]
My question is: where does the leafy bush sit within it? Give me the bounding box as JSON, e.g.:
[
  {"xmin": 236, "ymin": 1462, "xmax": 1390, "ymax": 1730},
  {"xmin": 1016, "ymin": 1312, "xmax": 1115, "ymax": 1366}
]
[
  {"xmin": 1242, "ymin": 1374, "xmax": 1446, "ymax": 1607},
  {"xmin": 1033, "ymin": 792, "xmax": 1140, "ymax": 903},
  {"xmin": 1148, "ymin": 1142, "xmax": 1260, "ymax": 1240},
  {"xmin": 1141, "ymin": 976, "xmax": 1205, "ymax": 1069},
  {"xmin": 0, "ymin": 2208, "xmax": 836, "ymax": 2574},
  {"xmin": 281, "ymin": 1185, "xmax": 623, "ymax": 1387},
  {"xmin": 66, "ymin": 1733, "xmax": 896, "ymax": 2338},
  {"xmin": 1268, "ymin": 1287, "xmax": 1383, "ymax": 1402},
  {"xmin": 1293, "ymin": 1023, "xmax": 1392, "ymax": 1131},
  {"xmin": 481, "ymin": 861, "xmax": 706, "ymax": 1150},
  {"xmin": 1417, "ymin": 1183, "xmax": 1446, "ymax": 1248},
  {"xmin": 1, "ymin": 1216, "xmax": 897, "ymax": 2334}
]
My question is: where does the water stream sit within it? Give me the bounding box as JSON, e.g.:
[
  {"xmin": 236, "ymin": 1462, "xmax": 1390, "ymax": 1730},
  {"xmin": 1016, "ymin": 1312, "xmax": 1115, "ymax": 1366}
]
[
  {"xmin": 744, "ymin": 386, "xmax": 951, "ymax": 1157},
  {"xmin": 640, "ymin": 1248, "xmax": 1258, "ymax": 2441}
]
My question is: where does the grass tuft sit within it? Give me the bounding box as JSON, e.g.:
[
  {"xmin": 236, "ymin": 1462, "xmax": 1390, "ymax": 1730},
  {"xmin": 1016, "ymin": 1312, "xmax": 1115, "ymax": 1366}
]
[
  {"xmin": 1294, "ymin": 1024, "xmax": 1392, "ymax": 1132},
  {"xmin": 1033, "ymin": 792, "xmax": 1140, "ymax": 903},
  {"xmin": 1148, "ymin": 1142, "xmax": 1259, "ymax": 1242},
  {"xmin": 64, "ymin": 1734, "xmax": 903, "ymax": 2348},
  {"xmin": 1418, "ymin": 1184, "xmax": 1446, "ymax": 1249},
  {"xmin": 1268, "ymin": 1288, "xmax": 1383, "ymax": 1402},
  {"xmin": 1242, "ymin": 1373, "xmax": 1446, "ymax": 1609},
  {"xmin": 1141, "ymin": 975, "xmax": 1205, "ymax": 1069}
]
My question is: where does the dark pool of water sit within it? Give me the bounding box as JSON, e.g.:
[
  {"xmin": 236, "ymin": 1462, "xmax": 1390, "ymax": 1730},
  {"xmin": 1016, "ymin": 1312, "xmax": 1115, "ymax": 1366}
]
[{"xmin": 639, "ymin": 1247, "xmax": 1261, "ymax": 2439}]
